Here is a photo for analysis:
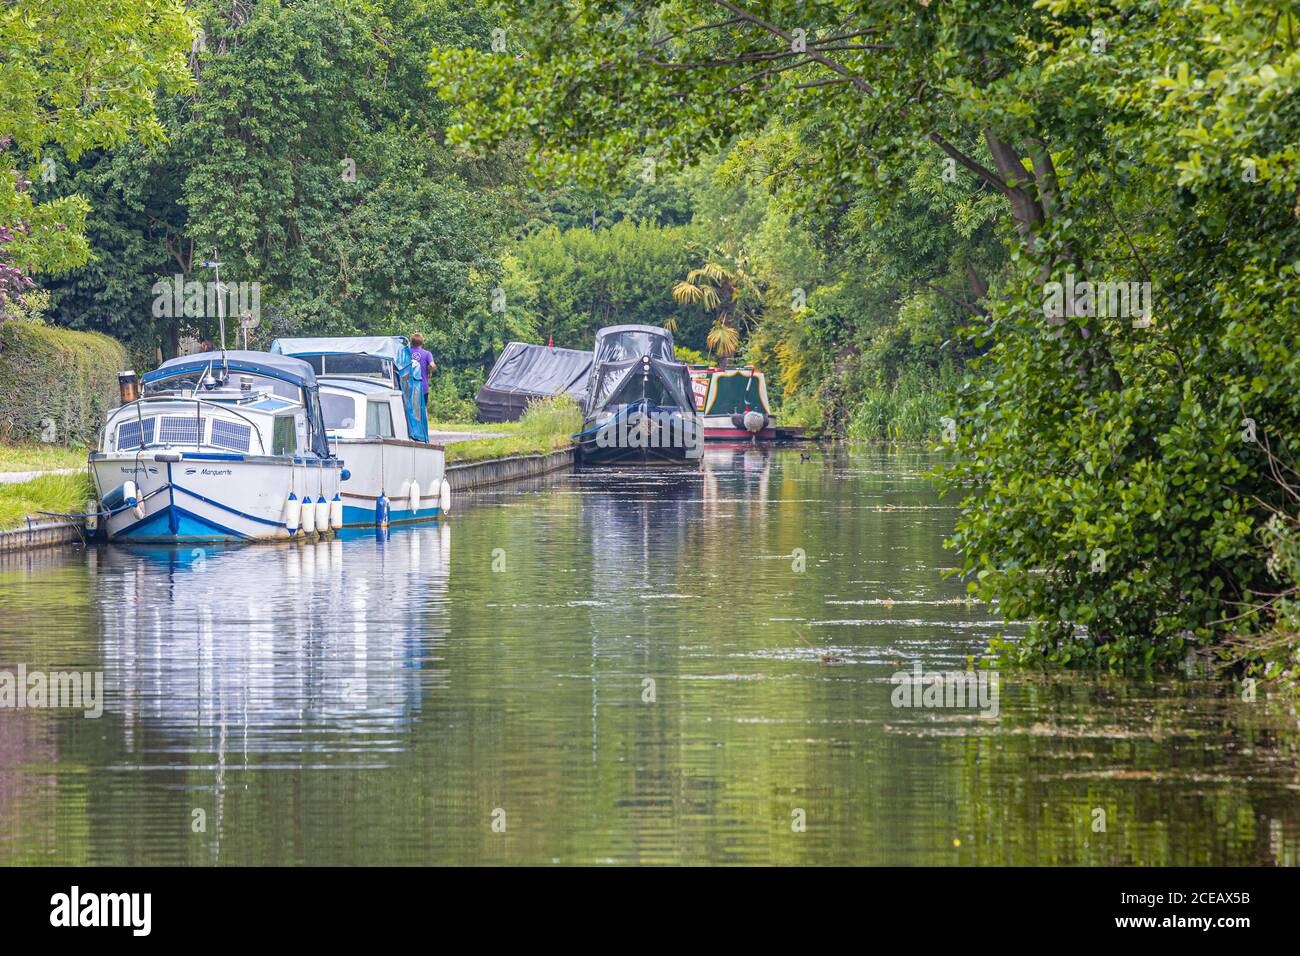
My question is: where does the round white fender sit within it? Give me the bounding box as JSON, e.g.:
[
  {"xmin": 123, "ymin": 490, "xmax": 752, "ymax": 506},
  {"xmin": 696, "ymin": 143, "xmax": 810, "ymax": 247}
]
[
  {"xmin": 329, "ymin": 493, "xmax": 343, "ymax": 530},
  {"xmin": 284, "ymin": 493, "xmax": 301, "ymax": 532},
  {"xmin": 123, "ymin": 480, "xmax": 138, "ymax": 507},
  {"xmin": 439, "ymin": 478, "xmax": 451, "ymax": 515},
  {"xmin": 299, "ymin": 494, "xmax": 317, "ymax": 534},
  {"xmin": 409, "ymin": 480, "xmax": 421, "ymax": 516},
  {"xmin": 314, "ymin": 495, "xmax": 330, "ymax": 533}
]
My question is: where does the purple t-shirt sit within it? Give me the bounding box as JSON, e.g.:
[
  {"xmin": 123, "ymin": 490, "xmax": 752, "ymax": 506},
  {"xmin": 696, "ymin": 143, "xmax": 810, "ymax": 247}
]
[{"xmin": 410, "ymin": 347, "xmax": 435, "ymax": 394}]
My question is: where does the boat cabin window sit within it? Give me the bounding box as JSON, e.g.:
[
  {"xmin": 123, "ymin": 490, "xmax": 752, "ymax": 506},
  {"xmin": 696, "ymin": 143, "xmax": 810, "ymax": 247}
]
[
  {"xmin": 320, "ymin": 393, "xmax": 358, "ymax": 431},
  {"xmin": 366, "ymin": 400, "xmax": 395, "ymax": 438},
  {"xmin": 298, "ymin": 354, "xmax": 393, "ymax": 382},
  {"xmin": 144, "ymin": 369, "xmax": 299, "ymax": 401}
]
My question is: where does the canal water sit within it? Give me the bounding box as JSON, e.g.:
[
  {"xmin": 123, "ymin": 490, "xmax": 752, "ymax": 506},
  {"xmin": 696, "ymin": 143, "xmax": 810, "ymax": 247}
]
[{"xmin": 0, "ymin": 447, "xmax": 1296, "ymax": 865}]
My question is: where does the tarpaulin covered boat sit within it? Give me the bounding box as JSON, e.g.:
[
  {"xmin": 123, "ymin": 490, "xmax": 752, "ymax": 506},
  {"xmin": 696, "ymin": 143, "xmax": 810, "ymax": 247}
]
[
  {"xmin": 475, "ymin": 342, "xmax": 593, "ymax": 423},
  {"xmin": 574, "ymin": 325, "xmax": 702, "ymax": 466}
]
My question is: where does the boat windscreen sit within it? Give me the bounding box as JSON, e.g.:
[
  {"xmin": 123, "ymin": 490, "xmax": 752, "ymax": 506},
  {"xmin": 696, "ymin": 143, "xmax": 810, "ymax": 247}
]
[
  {"xmin": 143, "ymin": 370, "xmax": 300, "ymax": 401},
  {"xmin": 595, "ymin": 329, "xmax": 674, "ymax": 363},
  {"xmin": 650, "ymin": 358, "xmax": 695, "ymax": 411},
  {"xmin": 297, "ymin": 353, "xmax": 392, "ymax": 380}
]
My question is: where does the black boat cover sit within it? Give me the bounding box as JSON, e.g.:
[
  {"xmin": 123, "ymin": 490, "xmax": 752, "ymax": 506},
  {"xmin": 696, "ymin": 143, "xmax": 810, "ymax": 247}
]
[{"xmin": 475, "ymin": 342, "xmax": 594, "ymax": 422}]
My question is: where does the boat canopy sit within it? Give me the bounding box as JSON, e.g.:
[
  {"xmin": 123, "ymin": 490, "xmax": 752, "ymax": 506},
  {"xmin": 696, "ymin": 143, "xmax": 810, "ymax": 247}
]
[
  {"xmin": 475, "ymin": 342, "xmax": 593, "ymax": 422},
  {"xmin": 593, "ymin": 325, "xmax": 675, "ymax": 364},
  {"xmin": 144, "ymin": 350, "xmax": 320, "ymax": 389},
  {"xmin": 585, "ymin": 357, "xmax": 695, "ymax": 417},
  {"xmin": 270, "ymin": 335, "xmax": 407, "ymax": 365},
  {"xmin": 270, "ymin": 335, "xmax": 429, "ymax": 442}
]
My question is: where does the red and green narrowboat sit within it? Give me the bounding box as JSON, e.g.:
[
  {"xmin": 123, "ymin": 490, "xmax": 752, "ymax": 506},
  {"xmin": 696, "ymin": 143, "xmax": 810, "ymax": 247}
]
[{"xmin": 689, "ymin": 366, "xmax": 777, "ymax": 441}]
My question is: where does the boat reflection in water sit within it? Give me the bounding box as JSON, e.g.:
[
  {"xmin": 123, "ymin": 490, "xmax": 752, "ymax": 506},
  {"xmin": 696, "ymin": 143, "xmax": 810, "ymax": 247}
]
[
  {"xmin": 701, "ymin": 444, "xmax": 771, "ymax": 515},
  {"xmin": 95, "ymin": 523, "xmax": 451, "ymax": 763}
]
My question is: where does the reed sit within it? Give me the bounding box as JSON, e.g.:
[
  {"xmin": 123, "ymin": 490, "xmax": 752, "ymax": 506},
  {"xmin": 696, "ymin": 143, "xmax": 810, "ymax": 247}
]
[{"xmin": 846, "ymin": 367, "xmax": 957, "ymax": 444}]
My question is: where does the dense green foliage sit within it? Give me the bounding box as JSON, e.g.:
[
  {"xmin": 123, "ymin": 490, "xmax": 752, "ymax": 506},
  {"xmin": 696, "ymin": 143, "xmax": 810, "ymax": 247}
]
[
  {"xmin": 0, "ymin": 0, "xmax": 192, "ymax": 287},
  {"xmin": 8, "ymin": 0, "xmax": 1300, "ymax": 677},
  {"xmin": 429, "ymin": 0, "xmax": 1300, "ymax": 676}
]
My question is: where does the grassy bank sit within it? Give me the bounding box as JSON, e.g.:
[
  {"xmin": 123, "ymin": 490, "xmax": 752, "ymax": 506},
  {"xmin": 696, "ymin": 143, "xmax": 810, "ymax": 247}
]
[
  {"xmin": 0, "ymin": 472, "xmax": 94, "ymax": 531},
  {"xmin": 0, "ymin": 443, "xmax": 87, "ymax": 473},
  {"xmin": 439, "ymin": 396, "xmax": 581, "ymax": 464}
]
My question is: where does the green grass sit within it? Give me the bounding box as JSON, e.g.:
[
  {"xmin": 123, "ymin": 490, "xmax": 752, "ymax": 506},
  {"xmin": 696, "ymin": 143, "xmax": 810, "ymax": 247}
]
[
  {"xmin": 0, "ymin": 472, "xmax": 94, "ymax": 531},
  {"xmin": 0, "ymin": 442, "xmax": 87, "ymax": 472},
  {"xmin": 442, "ymin": 396, "xmax": 581, "ymax": 464}
]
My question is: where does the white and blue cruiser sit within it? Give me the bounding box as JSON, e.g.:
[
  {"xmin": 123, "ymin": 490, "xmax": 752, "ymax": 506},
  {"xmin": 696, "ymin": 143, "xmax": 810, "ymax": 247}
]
[
  {"xmin": 270, "ymin": 336, "xmax": 449, "ymax": 527},
  {"xmin": 90, "ymin": 351, "xmax": 344, "ymax": 542}
]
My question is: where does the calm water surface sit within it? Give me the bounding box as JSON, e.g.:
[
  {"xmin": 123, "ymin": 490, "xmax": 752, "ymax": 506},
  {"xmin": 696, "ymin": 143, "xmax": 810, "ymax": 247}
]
[{"xmin": 1, "ymin": 447, "xmax": 1297, "ymax": 865}]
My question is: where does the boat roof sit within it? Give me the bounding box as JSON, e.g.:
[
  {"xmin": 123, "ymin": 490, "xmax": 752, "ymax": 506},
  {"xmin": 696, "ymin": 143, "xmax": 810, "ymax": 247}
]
[
  {"xmin": 270, "ymin": 335, "xmax": 409, "ymax": 366},
  {"xmin": 595, "ymin": 324, "xmax": 672, "ymax": 340},
  {"xmin": 143, "ymin": 350, "xmax": 318, "ymax": 389},
  {"xmin": 319, "ymin": 377, "xmax": 397, "ymax": 395}
]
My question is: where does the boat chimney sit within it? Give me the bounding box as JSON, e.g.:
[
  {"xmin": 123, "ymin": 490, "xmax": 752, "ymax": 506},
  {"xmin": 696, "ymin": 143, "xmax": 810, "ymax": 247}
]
[{"xmin": 118, "ymin": 370, "xmax": 139, "ymax": 404}]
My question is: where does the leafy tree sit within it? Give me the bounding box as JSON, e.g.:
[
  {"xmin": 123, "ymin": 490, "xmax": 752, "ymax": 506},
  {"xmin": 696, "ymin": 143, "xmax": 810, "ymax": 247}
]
[
  {"xmin": 672, "ymin": 258, "xmax": 761, "ymax": 360},
  {"xmin": 430, "ymin": 0, "xmax": 1300, "ymax": 670},
  {"xmin": 0, "ymin": 0, "xmax": 194, "ymax": 276}
]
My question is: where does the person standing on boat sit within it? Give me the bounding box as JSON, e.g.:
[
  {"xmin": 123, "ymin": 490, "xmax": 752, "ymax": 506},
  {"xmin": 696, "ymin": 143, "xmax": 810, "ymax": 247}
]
[{"xmin": 410, "ymin": 333, "xmax": 436, "ymax": 402}]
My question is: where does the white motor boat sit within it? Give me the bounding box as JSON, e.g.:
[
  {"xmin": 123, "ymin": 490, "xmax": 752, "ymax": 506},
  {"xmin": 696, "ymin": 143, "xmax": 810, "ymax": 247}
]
[
  {"xmin": 270, "ymin": 336, "xmax": 448, "ymax": 527},
  {"xmin": 90, "ymin": 351, "xmax": 344, "ymax": 543}
]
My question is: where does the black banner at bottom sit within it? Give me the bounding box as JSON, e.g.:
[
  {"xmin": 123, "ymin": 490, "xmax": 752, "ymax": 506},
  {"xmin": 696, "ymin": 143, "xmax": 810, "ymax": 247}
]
[{"xmin": 0, "ymin": 866, "xmax": 1285, "ymax": 942}]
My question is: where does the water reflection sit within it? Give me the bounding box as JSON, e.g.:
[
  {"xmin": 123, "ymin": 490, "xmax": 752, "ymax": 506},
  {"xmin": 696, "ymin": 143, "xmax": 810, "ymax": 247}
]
[
  {"xmin": 96, "ymin": 526, "xmax": 451, "ymax": 761},
  {"xmin": 0, "ymin": 448, "xmax": 1298, "ymax": 865}
]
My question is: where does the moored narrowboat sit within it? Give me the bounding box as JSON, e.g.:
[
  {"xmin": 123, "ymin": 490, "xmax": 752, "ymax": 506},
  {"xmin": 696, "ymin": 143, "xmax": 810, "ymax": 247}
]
[
  {"xmin": 574, "ymin": 325, "xmax": 702, "ymax": 466},
  {"xmin": 689, "ymin": 365, "xmax": 776, "ymax": 441}
]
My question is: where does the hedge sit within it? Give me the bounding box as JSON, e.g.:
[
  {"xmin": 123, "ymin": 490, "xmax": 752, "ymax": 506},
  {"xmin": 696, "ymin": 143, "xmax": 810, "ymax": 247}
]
[{"xmin": 0, "ymin": 320, "xmax": 127, "ymax": 446}]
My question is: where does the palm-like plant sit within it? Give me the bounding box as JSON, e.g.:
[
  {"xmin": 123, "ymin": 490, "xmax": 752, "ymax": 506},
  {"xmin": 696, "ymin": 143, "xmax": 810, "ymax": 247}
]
[{"xmin": 671, "ymin": 258, "xmax": 758, "ymax": 362}]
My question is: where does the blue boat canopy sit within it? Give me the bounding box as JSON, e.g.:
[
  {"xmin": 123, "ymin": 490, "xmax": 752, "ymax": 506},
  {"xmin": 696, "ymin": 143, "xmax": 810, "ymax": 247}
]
[
  {"xmin": 143, "ymin": 350, "xmax": 319, "ymax": 389},
  {"xmin": 269, "ymin": 335, "xmax": 429, "ymax": 443}
]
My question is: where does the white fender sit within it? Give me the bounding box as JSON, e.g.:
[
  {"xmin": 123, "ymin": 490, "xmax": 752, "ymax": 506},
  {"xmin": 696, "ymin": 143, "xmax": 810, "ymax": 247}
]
[
  {"xmin": 329, "ymin": 493, "xmax": 343, "ymax": 530},
  {"xmin": 409, "ymin": 480, "xmax": 421, "ymax": 516},
  {"xmin": 284, "ymin": 493, "xmax": 301, "ymax": 533},
  {"xmin": 300, "ymin": 494, "xmax": 317, "ymax": 533},
  {"xmin": 314, "ymin": 495, "xmax": 330, "ymax": 534},
  {"xmin": 439, "ymin": 478, "xmax": 451, "ymax": 515}
]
